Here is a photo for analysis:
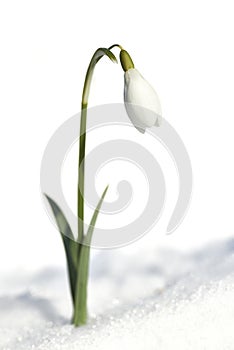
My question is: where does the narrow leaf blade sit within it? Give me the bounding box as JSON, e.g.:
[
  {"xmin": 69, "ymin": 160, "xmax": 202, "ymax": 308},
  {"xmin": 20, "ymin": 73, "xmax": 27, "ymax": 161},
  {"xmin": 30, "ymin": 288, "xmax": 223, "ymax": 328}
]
[
  {"xmin": 44, "ymin": 194, "xmax": 78, "ymax": 305},
  {"xmin": 85, "ymin": 185, "xmax": 109, "ymax": 246}
]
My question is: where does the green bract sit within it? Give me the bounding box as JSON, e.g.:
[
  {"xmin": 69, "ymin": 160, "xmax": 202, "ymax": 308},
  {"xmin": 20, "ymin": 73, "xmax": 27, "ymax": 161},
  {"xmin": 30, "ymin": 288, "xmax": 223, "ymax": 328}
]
[{"xmin": 120, "ymin": 49, "xmax": 135, "ymax": 72}]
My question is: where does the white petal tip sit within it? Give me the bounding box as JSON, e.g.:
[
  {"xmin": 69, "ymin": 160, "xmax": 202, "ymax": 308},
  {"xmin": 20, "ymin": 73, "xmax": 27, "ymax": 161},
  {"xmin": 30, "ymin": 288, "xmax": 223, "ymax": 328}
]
[{"xmin": 135, "ymin": 126, "xmax": 146, "ymax": 134}]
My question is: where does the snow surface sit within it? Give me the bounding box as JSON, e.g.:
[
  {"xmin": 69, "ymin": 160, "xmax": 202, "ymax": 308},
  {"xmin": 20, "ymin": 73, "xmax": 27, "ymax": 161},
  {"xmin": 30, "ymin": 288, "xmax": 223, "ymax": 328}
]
[{"xmin": 1, "ymin": 239, "xmax": 234, "ymax": 350}]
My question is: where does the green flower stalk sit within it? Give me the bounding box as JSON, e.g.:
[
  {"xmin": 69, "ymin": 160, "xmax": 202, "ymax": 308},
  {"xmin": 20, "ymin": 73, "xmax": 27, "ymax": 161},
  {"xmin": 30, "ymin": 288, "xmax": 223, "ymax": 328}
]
[
  {"xmin": 44, "ymin": 44, "xmax": 162, "ymax": 327},
  {"xmin": 74, "ymin": 47, "xmax": 117, "ymax": 326}
]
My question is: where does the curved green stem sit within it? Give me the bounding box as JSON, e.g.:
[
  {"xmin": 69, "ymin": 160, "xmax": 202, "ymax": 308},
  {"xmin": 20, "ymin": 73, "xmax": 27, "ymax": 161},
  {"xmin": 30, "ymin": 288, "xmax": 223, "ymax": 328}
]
[
  {"xmin": 74, "ymin": 46, "xmax": 118, "ymax": 327},
  {"xmin": 108, "ymin": 43, "xmax": 124, "ymax": 51},
  {"xmin": 77, "ymin": 48, "xmax": 117, "ymax": 244}
]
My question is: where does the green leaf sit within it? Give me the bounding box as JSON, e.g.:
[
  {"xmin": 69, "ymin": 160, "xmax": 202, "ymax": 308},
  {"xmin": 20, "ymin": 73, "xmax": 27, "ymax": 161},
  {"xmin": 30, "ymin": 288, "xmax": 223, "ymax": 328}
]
[
  {"xmin": 44, "ymin": 194, "xmax": 79, "ymax": 306},
  {"xmin": 84, "ymin": 185, "xmax": 109, "ymax": 245},
  {"xmin": 73, "ymin": 185, "xmax": 109, "ymax": 326}
]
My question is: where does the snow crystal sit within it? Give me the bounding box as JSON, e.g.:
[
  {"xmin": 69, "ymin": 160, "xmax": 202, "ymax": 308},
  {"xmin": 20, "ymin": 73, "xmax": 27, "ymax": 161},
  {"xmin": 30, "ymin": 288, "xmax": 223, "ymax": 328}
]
[{"xmin": 1, "ymin": 239, "xmax": 234, "ymax": 349}]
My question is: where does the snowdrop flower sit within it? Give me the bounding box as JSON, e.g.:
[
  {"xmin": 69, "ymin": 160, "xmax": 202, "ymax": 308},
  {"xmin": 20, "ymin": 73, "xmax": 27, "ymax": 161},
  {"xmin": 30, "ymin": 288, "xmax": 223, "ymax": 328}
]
[{"xmin": 120, "ymin": 50, "xmax": 162, "ymax": 133}]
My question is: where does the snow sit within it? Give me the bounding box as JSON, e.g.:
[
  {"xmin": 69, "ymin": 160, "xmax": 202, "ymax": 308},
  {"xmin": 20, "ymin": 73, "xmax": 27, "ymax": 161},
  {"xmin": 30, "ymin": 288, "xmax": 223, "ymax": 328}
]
[{"xmin": 1, "ymin": 239, "xmax": 234, "ymax": 350}]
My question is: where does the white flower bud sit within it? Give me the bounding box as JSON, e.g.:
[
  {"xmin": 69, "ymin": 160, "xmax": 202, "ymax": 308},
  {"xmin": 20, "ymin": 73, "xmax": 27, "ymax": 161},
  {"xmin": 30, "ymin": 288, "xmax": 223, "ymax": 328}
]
[{"xmin": 124, "ymin": 68, "xmax": 162, "ymax": 133}]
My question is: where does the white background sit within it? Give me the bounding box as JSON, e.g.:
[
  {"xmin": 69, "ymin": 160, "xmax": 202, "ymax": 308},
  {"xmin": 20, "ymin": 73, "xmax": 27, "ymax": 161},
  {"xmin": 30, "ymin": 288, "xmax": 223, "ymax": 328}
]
[{"xmin": 0, "ymin": 0, "xmax": 234, "ymax": 273}]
